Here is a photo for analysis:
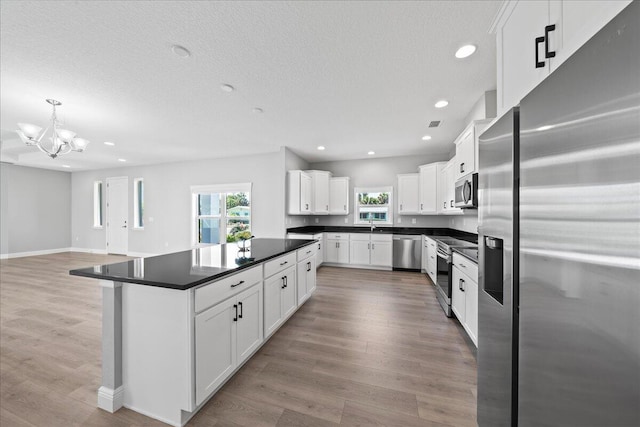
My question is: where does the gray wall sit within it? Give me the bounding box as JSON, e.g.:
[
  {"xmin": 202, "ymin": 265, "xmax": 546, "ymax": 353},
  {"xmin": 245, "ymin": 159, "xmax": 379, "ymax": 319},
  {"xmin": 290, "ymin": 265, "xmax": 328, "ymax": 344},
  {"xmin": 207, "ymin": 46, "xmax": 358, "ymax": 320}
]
[
  {"xmin": 71, "ymin": 149, "xmax": 286, "ymax": 255},
  {"xmin": 307, "ymin": 154, "xmax": 451, "ymax": 228},
  {"xmin": 0, "ymin": 163, "xmax": 71, "ymax": 255}
]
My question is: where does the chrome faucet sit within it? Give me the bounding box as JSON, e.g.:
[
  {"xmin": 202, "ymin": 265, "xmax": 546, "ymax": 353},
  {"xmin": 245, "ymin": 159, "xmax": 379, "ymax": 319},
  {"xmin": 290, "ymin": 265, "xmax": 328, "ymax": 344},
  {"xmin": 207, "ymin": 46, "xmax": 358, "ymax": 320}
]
[{"xmin": 369, "ymin": 216, "xmax": 376, "ymax": 232}]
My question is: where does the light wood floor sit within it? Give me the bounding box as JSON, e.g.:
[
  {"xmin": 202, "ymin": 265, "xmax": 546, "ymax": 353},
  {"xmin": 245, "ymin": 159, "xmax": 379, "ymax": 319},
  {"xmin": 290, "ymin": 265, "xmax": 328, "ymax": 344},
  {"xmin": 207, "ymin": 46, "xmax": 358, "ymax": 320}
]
[{"xmin": 1, "ymin": 253, "xmax": 477, "ymax": 426}]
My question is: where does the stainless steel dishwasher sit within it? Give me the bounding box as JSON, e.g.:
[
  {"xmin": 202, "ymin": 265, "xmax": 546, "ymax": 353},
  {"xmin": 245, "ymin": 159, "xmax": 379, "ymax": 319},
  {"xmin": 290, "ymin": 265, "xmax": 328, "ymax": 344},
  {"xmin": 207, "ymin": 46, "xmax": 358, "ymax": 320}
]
[{"xmin": 392, "ymin": 235, "xmax": 422, "ymax": 271}]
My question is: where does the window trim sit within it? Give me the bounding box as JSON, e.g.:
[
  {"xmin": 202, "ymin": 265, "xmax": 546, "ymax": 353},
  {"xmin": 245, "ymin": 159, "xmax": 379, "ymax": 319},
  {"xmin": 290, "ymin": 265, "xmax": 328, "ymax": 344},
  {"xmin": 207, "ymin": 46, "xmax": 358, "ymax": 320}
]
[
  {"xmin": 190, "ymin": 183, "xmax": 252, "ymax": 247},
  {"xmin": 93, "ymin": 181, "xmax": 103, "ymax": 229},
  {"xmin": 133, "ymin": 178, "xmax": 144, "ymax": 230},
  {"xmin": 353, "ymin": 186, "xmax": 394, "ymax": 226}
]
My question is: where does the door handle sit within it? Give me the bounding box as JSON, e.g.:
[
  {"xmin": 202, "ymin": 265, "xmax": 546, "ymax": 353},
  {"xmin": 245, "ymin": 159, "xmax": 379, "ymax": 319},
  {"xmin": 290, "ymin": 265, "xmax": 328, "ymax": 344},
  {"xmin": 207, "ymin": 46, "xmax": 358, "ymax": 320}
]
[
  {"xmin": 238, "ymin": 301, "xmax": 243, "ymax": 319},
  {"xmin": 544, "ymin": 24, "xmax": 556, "ymax": 58},
  {"xmin": 450, "ymin": 200, "xmax": 454, "ymax": 208},
  {"xmin": 344, "ymin": 205, "xmax": 346, "ymax": 211},
  {"xmin": 372, "ymin": 243, "xmax": 375, "ymax": 250},
  {"xmin": 444, "ymin": 202, "xmax": 446, "ymax": 209},
  {"xmin": 461, "ymin": 279, "xmax": 465, "ymax": 292},
  {"xmin": 307, "ymin": 261, "xmax": 311, "ymax": 272},
  {"xmin": 368, "ymin": 243, "xmax": 370, "ymax": 250},
  {"xmin": 535, "ymin": 36, "xmax": 545, "ymax": 68},
  {"xmin": 420, "ymin": 203, "xmax": 423, "ymax": 210},
  {"xmin": 281, "ymin": 276, "xmax": 286, "ymax": 289},
  {"xmin": 460, "ymin": 162, "xmax": 465, "ymax": 173},
  {"xmin": 233, "ymin": 304, "xmax": 238, "ymax": 321}
]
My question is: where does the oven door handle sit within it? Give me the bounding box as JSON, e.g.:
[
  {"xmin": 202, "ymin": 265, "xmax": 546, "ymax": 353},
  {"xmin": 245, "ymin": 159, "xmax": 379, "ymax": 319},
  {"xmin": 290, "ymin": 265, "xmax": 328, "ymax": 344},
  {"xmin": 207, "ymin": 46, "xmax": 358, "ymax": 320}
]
[{"xmin": 437, "ymin": 251, "xmax": 449, "ymax": 260}]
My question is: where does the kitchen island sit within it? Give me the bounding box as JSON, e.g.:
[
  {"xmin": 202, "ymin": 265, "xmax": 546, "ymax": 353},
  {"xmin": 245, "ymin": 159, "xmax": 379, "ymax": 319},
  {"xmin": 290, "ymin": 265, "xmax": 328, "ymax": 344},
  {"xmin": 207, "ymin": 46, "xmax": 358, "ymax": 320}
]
[{"xmin": 70, "ymin": 238, "xmax": 317, "ymax": 427}]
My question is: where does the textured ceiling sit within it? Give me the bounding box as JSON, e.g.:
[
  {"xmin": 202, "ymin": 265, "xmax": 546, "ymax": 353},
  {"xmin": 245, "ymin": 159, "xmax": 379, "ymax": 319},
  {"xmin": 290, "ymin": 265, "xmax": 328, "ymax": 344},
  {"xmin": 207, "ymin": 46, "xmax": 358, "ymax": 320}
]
[{"xmin": 0, "ymin": 1, "xmax": 500, "ymax": 171}]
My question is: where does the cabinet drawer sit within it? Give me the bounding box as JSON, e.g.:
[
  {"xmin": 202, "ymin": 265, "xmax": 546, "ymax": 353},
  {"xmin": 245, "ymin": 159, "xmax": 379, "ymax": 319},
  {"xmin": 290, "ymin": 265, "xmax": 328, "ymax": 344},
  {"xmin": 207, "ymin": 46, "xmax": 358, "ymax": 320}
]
[
  {"xmin": 264, "ymin": 252, "xmax": 297, "ymax": 278},
  {"xmin": 349, "ymin": 233, "xmax": 370, "ymax": 242},
  {"xmin": 453, "ymin": 253, "xmax": 478, "ymax": 281},
  {"xmin": 325, "ymin": 233, "xmax": 347, "ymax": 240},
  {"xmin": 297, "ymin": 244, "xmax": 316, "ymax": 262},
  {"xmin": 195, "ymin": 266, "xmax": 262, "ymax": 313}
]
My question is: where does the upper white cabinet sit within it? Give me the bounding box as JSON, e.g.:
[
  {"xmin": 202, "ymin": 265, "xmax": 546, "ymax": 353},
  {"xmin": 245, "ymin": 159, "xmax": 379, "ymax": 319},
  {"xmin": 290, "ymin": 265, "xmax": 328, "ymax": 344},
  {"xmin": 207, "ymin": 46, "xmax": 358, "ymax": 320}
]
[
  {"xmin": 305, "ymin": 170, "xmax": 331, "ymax": 215},
  {"xmin": 419, "ymin": 163, "xmax": 445, "ymax": 214},
  {"xmin": 440, "ymin": 159, "xmax": 462, "ymax": 215},
  {"xmin": 287, "ymin": 170, "xmax": 312, "ymax": 215},
  {"xmin": 329, "ymin": 177, "xmax": 350, "ymax": 215},
  {"xmin": 494, "ymin": 0, "xmax": 632, "ymax": 114},
  {"xmin": 454, "ymin": 120, "xmax": 492, "ymax": 181},
  {"xmin": 397, "ymin": 173, "xmax": 420, "ymax": 215}
]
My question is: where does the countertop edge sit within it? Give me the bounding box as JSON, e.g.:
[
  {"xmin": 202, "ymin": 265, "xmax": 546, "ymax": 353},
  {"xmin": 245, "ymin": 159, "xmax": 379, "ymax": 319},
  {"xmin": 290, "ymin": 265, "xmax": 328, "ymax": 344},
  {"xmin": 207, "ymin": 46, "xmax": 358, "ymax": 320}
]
[{"xmin": 452, "ymin": 247, "xmax": 479, "ymax": 264}]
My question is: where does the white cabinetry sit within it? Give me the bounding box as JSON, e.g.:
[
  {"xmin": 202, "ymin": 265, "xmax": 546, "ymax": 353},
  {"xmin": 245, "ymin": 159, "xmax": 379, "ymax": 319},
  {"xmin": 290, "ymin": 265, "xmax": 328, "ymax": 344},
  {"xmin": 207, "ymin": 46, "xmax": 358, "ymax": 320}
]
[
  {"xmin": 305, "ymin": 170, "xmax": 331, "ymax": 215},
  {"xmin": 423, "ymin": 236, "xmax": 437, "ymax": 284},
  {"xmin": 288, "ymin": 170, "xmax": 312, "ymax": 215},
  {"xmin": 264, "ymin": 265, "xmax": 296, "ymax": 338},
  {"xmin": 329, "ymin": 177, "xmax": 350, "ymax": 215},
  {"xmin": 451, "ymin": 253, "xmax": 478, "ymax": 347},
  {"xmin": 195, "ymin": 282, "xmax": 263, "ymax": 405},
  {"xmin": 324, "ymin": 233, "xmax": 349, "ymax": 264},
  {"xmin": 454, "ymin": 120, "xmax": 492, "ymax": 181},
  {"xmin": 397, "ymin": 173, "xmax": 419, "ymax": 214},
  {"xmin": 440, "ymin": 160, "xmax": 462, "ymax": 215},
  {"xmin": 287, "ymin": 233, "xmax": 324, "ymax": 268},
  {"xmin": 419, "ymin": 163, "xmax": 446, "ymax": 214},
  {"xmin": 494, "ymin": 0, "xmax": 631, "ymax": 114},
  {"xmin": 349, "ymin": 233, "xmax": 392, "ymax": 268},
  {"xmin": 296, "ymin": 248, "xmax": 317, "ymax": 305}
]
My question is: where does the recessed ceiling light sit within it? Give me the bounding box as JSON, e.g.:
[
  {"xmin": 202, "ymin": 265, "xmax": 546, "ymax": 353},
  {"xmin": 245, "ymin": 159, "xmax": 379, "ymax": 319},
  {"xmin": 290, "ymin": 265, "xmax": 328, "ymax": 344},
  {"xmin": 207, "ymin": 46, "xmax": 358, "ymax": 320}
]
[
  {"xmin": 421, "ymin": 135, "xmax": 432, "ymax": 141},
  {"xmin": 118, "ymin": 158, "xmax": 127, "ymax": 162},
  {"xmin": 455, "ymin": 44, "xmax": 477, "ymax": 59},
  {"xmin": 62, "ymin": 165, "xmax": 71, "ymax": 168},
  {"xmin": 435, "ymin": 100, "xmax": 449, "ymax": 108},
  {"xmin": 221, "ymin": 84, "xmax": 235, "ymax": 92},
  {"xmin": 171, "ymin": 44, "xmax": 191, "ymax": 58},
  {"xmin": 317, "ymin": 146, "xmax": 325, "ymax": 151},
  {"xmin": 253, "ymin": 107, "xmax": 264, "ymax": 113},
  {"xmin": 368, "ymin": 151, "xmax": 375, "ymax": 155},
  {"xmin": 104, "ymin": 141, "xmax": 115, "ymax": 146}
]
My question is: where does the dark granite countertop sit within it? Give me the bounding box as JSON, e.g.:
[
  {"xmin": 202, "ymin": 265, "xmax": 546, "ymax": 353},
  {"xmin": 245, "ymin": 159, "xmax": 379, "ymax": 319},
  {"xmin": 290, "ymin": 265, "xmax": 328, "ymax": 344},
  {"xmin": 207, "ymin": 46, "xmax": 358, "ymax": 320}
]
[
  {"xmin": 69, "ymin": 238, "xmax": 315, "ymax": 290},
  {"xmin": 452, "ymin": 247, "xmax": 479, "ymax": 263},
  {"xmin": 287, "ymin": 226, "xmax": 477, "ymax": 243}
]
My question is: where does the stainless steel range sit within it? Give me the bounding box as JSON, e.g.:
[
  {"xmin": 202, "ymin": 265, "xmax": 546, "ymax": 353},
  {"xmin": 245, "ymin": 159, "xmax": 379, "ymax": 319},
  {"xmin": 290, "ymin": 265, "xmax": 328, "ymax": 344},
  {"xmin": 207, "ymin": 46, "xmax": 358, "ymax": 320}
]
[{"xmin": 434, "ymin": 237, "xmax": 477, "ymax": 317}]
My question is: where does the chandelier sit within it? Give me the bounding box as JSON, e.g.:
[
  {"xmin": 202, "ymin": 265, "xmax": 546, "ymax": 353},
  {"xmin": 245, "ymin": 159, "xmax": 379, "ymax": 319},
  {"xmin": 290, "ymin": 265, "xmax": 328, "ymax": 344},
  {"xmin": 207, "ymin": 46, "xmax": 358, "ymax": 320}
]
[{"xmin": 16, "ymin": 99, "xmax": 90, "ymax": 159}]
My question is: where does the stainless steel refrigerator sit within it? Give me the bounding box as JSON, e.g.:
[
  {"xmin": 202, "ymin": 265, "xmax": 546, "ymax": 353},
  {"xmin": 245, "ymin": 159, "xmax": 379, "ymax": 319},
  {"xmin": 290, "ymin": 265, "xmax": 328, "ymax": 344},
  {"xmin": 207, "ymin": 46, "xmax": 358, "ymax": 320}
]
[{"xmin": 477, "ymin": 2, "xmax": 640, "ymax": 426}]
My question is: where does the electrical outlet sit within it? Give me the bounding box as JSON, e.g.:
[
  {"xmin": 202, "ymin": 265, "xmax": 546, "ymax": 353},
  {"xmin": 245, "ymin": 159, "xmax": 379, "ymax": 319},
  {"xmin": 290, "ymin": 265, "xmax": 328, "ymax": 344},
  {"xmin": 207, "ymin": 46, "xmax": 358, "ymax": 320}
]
[
  {"xmin": 398, "ymin": 217, "xmax": 402, "ymax": 223},
  {"xmin": 315, "ymin": 218, "xmax": 319, "ymax": 223},
  {"xmin": 411, "ymin": 218, "xmax": 417, "ymax": 224},
  {"xmin": 149, "ymin": 217, "xmax": 154, "ymax": 223},
  {"xmin": 303, "ymin": 218, "xmax": 307, "ymax": 224},
  {"xmin": 344, "ymin": 217, "xmax": 348, "ymax": 223},
  {"xmin": 165, "ymin": 242, "xmax": 169, "ymax": 247}
]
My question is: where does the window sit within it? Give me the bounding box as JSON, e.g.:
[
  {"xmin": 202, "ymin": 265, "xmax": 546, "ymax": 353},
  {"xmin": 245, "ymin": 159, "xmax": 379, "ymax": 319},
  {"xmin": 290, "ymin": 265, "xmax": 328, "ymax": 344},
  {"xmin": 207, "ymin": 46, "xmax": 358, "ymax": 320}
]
[
  {"xmin": 93, "ymin": 181, "xmax": 103, "ymax": 228},
  {"xmin": 354, "ymin": 186, "xmax": 393, "ymax": 225},
  {"xmin": 191, "ymin": 183, "xmax": 252, "ymax": 246},
  {"xmin": 133, "ymin": 178, "xmax": 144, "ymax": 229}
]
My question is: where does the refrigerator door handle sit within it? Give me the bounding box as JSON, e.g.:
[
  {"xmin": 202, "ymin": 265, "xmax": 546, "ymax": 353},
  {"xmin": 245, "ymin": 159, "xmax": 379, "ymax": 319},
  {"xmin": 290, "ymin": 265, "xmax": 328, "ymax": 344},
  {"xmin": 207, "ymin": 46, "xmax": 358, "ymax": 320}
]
[
  {"xmin": 545, "ymin": 24, "xmax": 556, "ymax": 58},
  {"xmin": 535, "ymin": 36, "xmax": 545, "ymax": 68}
]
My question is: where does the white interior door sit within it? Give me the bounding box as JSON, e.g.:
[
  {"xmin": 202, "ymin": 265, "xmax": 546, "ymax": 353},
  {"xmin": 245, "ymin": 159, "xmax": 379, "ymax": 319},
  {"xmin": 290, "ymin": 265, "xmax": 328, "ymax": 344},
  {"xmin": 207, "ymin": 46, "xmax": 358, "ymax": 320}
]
[{"xmin": 107, "ymin": 177, "xmax": 128, "ymax": 255}]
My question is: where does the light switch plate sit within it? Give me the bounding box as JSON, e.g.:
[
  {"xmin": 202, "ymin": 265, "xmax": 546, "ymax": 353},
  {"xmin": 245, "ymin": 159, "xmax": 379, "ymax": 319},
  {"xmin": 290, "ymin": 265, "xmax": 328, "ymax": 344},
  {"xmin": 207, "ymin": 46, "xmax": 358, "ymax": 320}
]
[{"xmin": 411, "ymin": 218, "xmax": 417, "ymax": 224}]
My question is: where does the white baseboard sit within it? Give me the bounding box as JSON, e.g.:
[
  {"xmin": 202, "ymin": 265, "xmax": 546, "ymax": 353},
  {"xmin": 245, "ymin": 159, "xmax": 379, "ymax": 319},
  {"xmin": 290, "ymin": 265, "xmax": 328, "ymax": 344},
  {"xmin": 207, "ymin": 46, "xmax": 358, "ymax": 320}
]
[
  {"xmin": 97, "ymin": 385, "xmax": 124, "ymax": 413},
  {"xmin": 0, "ymin": 247, "xmax": 72, "ymax": 260},
  {"xmin": 70, "ymin": 247, "xmax": 108, "ymax": 255}
]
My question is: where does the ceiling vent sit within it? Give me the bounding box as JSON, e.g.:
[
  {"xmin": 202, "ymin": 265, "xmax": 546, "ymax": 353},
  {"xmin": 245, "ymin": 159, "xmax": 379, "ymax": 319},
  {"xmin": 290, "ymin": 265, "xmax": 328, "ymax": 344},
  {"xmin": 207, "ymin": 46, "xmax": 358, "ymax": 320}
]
[{"xmin": 428, "ymin": 120, "xmax": 441, "ymax": 128}]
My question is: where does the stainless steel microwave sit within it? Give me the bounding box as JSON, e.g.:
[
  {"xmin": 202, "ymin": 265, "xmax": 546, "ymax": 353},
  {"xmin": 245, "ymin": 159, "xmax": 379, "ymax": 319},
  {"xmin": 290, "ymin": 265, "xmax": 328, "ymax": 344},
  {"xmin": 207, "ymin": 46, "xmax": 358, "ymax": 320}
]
[{"xmin": 455, "ymin": 173, "xmax": 478, "ymax": 209}]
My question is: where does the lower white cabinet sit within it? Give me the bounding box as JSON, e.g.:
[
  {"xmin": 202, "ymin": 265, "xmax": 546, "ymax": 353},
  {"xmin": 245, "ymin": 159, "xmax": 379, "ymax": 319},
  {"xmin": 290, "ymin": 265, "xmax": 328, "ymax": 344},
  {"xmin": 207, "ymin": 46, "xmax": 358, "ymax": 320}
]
[
  {"xmin": 297, "ymin": 257, "xmax": 317, "ymax": 305},
  {"xmin": 451, "ymin": 254, "xmax": 478, "ymax": 347},
  {"xmin": 287, "ymin": 233, "xmax": 324, "ymax": 268},
  {"xmin": 264, "ymin": 266, "xmax": 296, "ymax": 337},
  {"xmin": 195, "ymin": 283, "xmax": 263, "ymax": 405},
  {"xmin": 348, "ymin": 233, "xmax": 392, "ymax": 268},
  {"xmin": 325, "ymin": 233, "xmax": 350, "ymax": 264}
]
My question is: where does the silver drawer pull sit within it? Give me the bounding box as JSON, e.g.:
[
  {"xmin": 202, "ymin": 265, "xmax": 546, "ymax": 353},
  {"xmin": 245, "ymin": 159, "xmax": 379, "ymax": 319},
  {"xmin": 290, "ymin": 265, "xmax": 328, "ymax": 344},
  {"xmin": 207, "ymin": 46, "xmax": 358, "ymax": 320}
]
[
  {"xmin": 279, "ymin": 261, "xmax": 288, "ymax": 266},
  {"xmin": 231, "ymin": 280, "xmax": 244, "ymax": 288}
]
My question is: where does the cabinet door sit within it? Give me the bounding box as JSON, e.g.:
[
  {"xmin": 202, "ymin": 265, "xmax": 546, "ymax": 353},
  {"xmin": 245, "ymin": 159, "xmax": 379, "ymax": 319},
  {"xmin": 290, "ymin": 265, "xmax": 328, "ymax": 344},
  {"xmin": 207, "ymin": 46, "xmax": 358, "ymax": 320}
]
[
  {"xmin": 281, "ymin": 267, "xmax": 297, "ymax": 319},
  {"xmin": 337, "ymin": 240, "xmax": 350, "ymax": 264},
  {"xmin": 549, "ymin": 1, "xmax": 631, "ymax": 72},
  {"xmin": 451, "ymin": 266, "xmax": 466, "ymax": 323},
  {"xmin": 296, "ymin": 261, "xmax": 309, "ymax": 305},
  {"xmin": 350, "ymin": 240, "xmax": 371, "ymax": 265},
  {"xmin": 370, "ymin": 241, "xmax": 392, "ymax": 268},
  {"xmin": 195, "ymin": 297, "xmax": 236, "ymax": 405},
  {"xmin": 499, "ymin": 0, "xmax": 550, "ymax": 112},
  {"xmin": 465, "ymin": 277, "xmax": 478, "ymax": 347},
  {"xmin": 325, "ymin": 240, "xmax": 338, "ymax": 263},
  {"xmin": 314, "ymin": 172, "xmax": 330, "ymax": 214},
  {"xmin": 307, "ymin": 257, "xmax": 317, "ymax": 294},
  {"xmin": 264, "ymin": 273, "xmax": 284, "ymax": 336},
  {"xmin": 397, "ymin": 174, "xmax": 419, "ymax": 214},
  {"xmin": 301, "ymin": 173, "xmax": 312, "ymax": 213},
  {"xmin": 316, "ymin": 240, "xmax": 323, "ymax": 266},
  {"xmin": 329, "ymin": 177, "xmax": 349, "ymax": 214},
  {"xmin": 419, "ymin": 164, "xmax": 438, "ymax": 214},
  {"xmin": 438, "ymin": 163, "xmax": 450, "ymax": 213},
  {"xmin": 236, "ymin": 284, "xmax": 263, "ymax": 364},
  {"xmin": 455, "ymin": 129, "xmax": 475, "ymax": 180}
]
